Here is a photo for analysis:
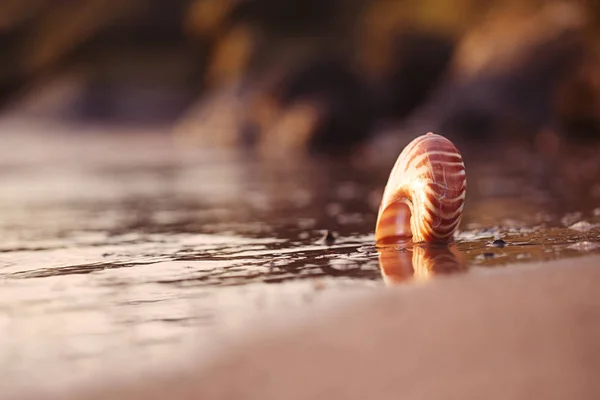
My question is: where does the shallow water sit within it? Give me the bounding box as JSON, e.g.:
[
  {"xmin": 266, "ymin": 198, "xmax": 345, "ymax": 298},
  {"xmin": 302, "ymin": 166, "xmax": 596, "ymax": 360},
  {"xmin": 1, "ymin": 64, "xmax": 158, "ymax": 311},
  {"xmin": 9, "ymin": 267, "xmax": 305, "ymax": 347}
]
[{"xmin": 1, "ymin": 122, "xmax": 600, "ymax": 391}]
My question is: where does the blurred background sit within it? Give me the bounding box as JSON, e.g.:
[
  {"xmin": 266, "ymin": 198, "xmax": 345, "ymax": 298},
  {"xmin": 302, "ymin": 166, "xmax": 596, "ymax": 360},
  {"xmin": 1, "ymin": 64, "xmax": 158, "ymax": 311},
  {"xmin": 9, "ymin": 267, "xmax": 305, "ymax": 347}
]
[{"xmin": 0, "ymin": 0, "xmax": 598, "ymax": 156}]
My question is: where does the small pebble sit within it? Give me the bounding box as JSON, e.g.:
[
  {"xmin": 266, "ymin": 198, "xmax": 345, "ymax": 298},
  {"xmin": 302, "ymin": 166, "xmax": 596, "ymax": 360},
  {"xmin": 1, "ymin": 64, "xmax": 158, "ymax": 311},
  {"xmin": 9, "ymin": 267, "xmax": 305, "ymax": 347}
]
[
  {"xmin": 322, "ymin": 230, "xmax": 336, "ymax": 246},
  {"xmin": 483, "ymin": 252, "xmax": 495, "ymax": 259},
  {"xmin": 491, "ymin": 239, "xmax": 506, "ymax": 248},
  {"xmin": 569, "ymin": 221, "xmax": 594, "ymax": 232}
]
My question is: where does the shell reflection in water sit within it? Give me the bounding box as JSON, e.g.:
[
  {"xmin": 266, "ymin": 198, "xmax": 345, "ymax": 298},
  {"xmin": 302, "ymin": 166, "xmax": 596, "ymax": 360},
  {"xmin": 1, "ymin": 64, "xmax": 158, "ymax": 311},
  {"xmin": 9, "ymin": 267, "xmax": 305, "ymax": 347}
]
[{"xmin": 378, "ymin": 244, "xmax": 467, "ymax": 285}]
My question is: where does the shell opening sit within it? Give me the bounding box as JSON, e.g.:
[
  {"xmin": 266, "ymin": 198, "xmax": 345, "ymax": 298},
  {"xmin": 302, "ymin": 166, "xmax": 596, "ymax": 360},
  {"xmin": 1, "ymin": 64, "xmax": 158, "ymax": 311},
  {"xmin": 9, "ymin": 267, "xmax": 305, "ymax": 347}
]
[{"xmin": 375, "ymin": 198, "xmax": 413, "ymax": 245}]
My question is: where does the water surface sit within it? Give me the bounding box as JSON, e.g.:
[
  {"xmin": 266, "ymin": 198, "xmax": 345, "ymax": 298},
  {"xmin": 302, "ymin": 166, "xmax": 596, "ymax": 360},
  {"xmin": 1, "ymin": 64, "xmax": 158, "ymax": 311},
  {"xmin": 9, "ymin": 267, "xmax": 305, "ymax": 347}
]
[{"xmin": 1, "ymin": 123, "xmax": 599, "ymax": 391}]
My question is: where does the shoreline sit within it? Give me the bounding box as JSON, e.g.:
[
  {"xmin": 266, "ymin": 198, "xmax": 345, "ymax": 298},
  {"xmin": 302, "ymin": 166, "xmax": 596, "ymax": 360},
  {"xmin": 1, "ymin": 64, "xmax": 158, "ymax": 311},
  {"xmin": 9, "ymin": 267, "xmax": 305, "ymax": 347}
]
[{"xmin": 11, "ymin": 253, "xmax": 600, "ymax": 399}]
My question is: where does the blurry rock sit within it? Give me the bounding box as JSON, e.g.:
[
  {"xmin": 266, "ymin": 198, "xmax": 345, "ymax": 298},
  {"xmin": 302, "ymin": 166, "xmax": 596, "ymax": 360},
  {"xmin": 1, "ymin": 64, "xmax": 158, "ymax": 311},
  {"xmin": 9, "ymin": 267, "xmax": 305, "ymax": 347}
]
[
  {"xmin": 0, "ymin": 0, "xmax": 144, "ymax": 106},
  {"xmin": 356, "ymin": 1, "xmax": 459, "ymax": 120},
  {"xmin": 554, "ymin": 46, "xmax": 600, "ymax": 141},
  {"xmin": 184, "ymin": 0, "xmax": 236, "ymax": 39},
  {"xmin": 3, "ymin": 0, "xmax": 600, "ymax": 158},
  {"xmin": 358, "ymin": 28, "xmax": 456, "ymax": 121},
  {"xmin": 20, "ymin": 0, "xmax": 145, "ymax": 75},
  {"xmin": 404, "ymin": 1, "xmax": 588, "ymax": 143},
  {"xmin": 176, "ymin": 15, "xmax": 258, "ymax": 146},
  {"xmin": 0, "ymin": 0, "xmax": 42, "ymax": 99},
  {"xmin": 357, "ymin": 0, "xmax": 481, "ymax": 73},
  {"xmin": 76, "ymin": 50, "xmax": 200, "ymax": 124},
  {"xmin": 247, "ymin": 56, "xmax": 375, "ymax": 155},
  {"xmin": 450, "ymin": 2, "xmax": 585, "ymax": 79},
  {"xmin": 382, "ymin": 31, "xmax": 455, "ymax": 119},
  {"xmin": 1, "ymin": 0, "xmax": 205, "ymax": 123},
  {"xmin": 204, "ymin": 24, "xmax": 256, "ymax": 88},
  {"xmin": 253, "ymin": 95, "xmax": 324, "ymax": 154},
  {"xmin": 174, "ymin": 82, "xmax": 248, "ymax": 148},
  {"xmin": 0, "ymin": 0, "xmax": 42, "ymax": 31},
  {"xmin": 226, "ymin": 0, "xmax": 343, "ymax": 37},
  {"xmin": 177, "ymin": 0, "xmax": 368, "ymax": 154}
]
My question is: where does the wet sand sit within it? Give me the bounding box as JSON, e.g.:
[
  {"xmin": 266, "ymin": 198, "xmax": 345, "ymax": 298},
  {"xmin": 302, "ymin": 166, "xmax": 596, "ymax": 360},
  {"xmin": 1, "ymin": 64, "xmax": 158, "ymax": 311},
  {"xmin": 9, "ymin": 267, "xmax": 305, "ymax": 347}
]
[
  {"xmin": 12, "ymin": 254, "xmax": 600, "ymax": 400},
  {"xmin": 1, "ymin": 118, "xmax": 600, "ymax": 397}
]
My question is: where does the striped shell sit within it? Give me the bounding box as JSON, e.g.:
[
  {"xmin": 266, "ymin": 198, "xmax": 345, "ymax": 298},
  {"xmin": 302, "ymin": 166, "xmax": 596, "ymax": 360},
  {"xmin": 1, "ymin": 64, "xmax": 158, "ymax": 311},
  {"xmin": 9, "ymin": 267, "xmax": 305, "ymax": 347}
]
[{"xmin": 375, "ymin": 132, "xmax": 466, "ymax": 244}]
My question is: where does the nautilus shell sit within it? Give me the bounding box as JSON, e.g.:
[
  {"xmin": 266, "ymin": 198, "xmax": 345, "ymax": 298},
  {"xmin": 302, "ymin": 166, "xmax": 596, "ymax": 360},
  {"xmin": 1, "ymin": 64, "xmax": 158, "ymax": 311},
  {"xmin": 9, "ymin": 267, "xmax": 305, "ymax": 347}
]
[{"xmin": 375, "ymin": 132, "xmax": 466, "ymax": 244}]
